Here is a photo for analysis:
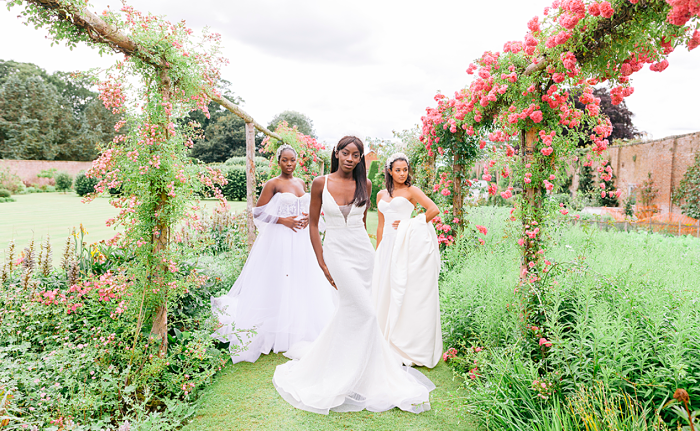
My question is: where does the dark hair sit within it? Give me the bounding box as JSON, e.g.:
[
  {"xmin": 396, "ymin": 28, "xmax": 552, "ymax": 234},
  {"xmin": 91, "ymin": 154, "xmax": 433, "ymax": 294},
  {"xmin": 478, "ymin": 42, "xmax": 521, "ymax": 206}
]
[
  {"xmin": 331, "ymin": 136, "xmax": 369, "ymax": 207},
  {"xmin": 384, "ymin": 155, "xmax": 413, "ymax": 197}
]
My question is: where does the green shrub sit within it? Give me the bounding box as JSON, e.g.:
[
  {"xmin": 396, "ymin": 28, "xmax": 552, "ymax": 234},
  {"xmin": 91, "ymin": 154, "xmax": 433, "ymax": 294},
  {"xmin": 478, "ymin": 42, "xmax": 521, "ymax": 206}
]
[
  {"xmin": 25, "ymin": 186, "xmax": 37, "ymax": 194},
  {"xmin": 223, "ymin": 156, "xmax": 269, "ymax": 166},
  {"xmin": 367, "ymin": 160, "xmax": 381, "ymax": 209},
  {"xmin": 54, "ymin": 171, "xmax": 73, "ymax": 191},
  {"xmin": 217, "ymin": 165, "xmax": 270, "ymax": 201},
  {"xmin": 0, "ymin": 197, "xmax": 15, "ymax": 203},
  {"xmin": 0, "ymin": 167, "xmax": 24, "ymax": 194},
  {"xmin": 74, "ymin": 171, "xmax": 99, "ymax": 197},
  {"xmin": 0, "ymin": 188, "xmax": 11, "ymax": 198},
  {"xmin": 45, "ymin": 185, "xmax": 56, "ymax": 193}
]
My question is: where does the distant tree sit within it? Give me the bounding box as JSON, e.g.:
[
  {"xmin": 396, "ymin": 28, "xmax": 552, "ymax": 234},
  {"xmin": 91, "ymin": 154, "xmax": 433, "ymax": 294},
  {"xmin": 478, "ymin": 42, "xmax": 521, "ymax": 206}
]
[
  {"xmin": 572, "ymin": 87, "xmax": 640, "ymax": 145},
  {"xmin": 190, "ymin": 111, "xmax": 263, "ymax": 163},
  {"xmin": 0, "ymin": 60, "xmax": 118, "ymax": 161},
  {"xmin": 268, "ymin": 110, "xmax": 316, "ymax": 138},
  {"xmin": 0, "ymin": 75, "xmax": 73, "ymax": 160}
]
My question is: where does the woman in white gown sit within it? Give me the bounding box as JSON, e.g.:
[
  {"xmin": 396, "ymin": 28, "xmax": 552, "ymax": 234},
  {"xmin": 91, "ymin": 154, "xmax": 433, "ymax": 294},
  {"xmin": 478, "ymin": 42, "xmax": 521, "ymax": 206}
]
[
  {"xmin": 211, "ymin": 145, "xmax": 337, "ymax": 364},
  {"xmin": 273, "ymin": 136, "xmax": 434, "ymax": 415},
  {"xmin": 372, "ymin": 152, "xmax": 443, "ymax": 369}
]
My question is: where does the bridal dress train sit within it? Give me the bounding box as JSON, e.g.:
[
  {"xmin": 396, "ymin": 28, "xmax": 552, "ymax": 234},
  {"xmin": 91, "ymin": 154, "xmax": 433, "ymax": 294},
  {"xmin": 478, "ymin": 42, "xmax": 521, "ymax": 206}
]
[
  {"xmin": 211, "ymin": 192, "xmax": 337, "ymax": 364},
  {"xmin": 273, "ymin": 178, "xmax": 434, "ymax": 415},
  {"xmin": 372, "ymin": 196, "xmax": 443, "ymax": 369}
]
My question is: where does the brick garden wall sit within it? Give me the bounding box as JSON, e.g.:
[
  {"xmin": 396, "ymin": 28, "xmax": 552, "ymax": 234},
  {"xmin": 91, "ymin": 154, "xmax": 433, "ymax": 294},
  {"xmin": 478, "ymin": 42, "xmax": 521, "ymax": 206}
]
[
  {"xmin": 0, "ymin": 159, "xmax": 93, "ymax": 187},
  {"xmin": 572, "ymin": 131, "xmax": 700, "ymax": 214}
]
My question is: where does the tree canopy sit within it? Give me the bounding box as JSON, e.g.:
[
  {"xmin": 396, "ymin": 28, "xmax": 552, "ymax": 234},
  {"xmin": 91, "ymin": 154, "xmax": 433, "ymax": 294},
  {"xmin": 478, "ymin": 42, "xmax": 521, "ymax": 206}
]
[
  {"xmin": 268, "ymin": 110, "xmax": 316, "ymax": 138},
  {"xmin": 0, "ymin": 59, "xmax": 119, "ymax": 161}
]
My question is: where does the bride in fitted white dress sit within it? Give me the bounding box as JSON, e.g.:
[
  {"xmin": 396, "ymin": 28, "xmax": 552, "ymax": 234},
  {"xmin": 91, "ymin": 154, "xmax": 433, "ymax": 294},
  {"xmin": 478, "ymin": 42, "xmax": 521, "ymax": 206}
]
[
  {"xmin": 211, "ymin": 145, "xmax": 336, "ymax": 364},
  {"xmin": 273, "ymin": 137, "xmax": 434, "ymax": 415},
  {"xmin": 372, "ymin": 153, "xmax": 443, "ymax": 369}
]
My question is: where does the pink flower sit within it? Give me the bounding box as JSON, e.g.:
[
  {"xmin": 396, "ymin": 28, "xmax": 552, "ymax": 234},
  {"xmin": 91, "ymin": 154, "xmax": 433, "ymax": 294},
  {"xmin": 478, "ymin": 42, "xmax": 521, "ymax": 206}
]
[
  {"xmin": 441, "ymin": 188, "xmax": 451, "ymax": 196},
  {"xmin": 539, "ymin": 338, "xmax": 553, "ymax": 348},
  {"xmin": 599, "ymin": 1, "xmax": 614, "ymax": 18},
  {"xmin": 518, "ymin": 237, "xmax": 526, "ymax": 247},
  {"xmin": 541, "ymin": 147, "xmax": 554, "ymax": 156},
  {"xmin": 530, "ymin": 110, "xmax": 543, "ymax": 123},
  {"xmin": 478, "ymin": 238, "xmax": 485, "ymax": 245},
  {"xmin": 649, "ymin": 59, "xmax": 669, "ymax": 72},
  {"xmin": 476, "ymin": 225, "xmax": 488, "ymax": 235},
  {"xmin": 501, "ymin": 189, "xmax": 513, "ymax": 199},
  {"xmin": 453, "ymin": 218, "xmax": 460, "ymax": 224},
  {"xmin": 560, "ymin": 208, "xmax": 569, "ymax": 215},
  {"xmin": 488, "ymin": 183, "xmax": 498, "ymax": 195},
  {"xmin": 689, "ymin": 30, "xmax": 700, "ymax": 51}
]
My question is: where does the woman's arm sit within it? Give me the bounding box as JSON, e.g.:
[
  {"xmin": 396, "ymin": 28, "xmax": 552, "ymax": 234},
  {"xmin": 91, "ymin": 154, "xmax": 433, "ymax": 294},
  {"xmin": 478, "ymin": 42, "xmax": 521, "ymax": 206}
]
[
  {"xmin": 411, "ymin": 185, "xmax": 440, "ymax": 222},
  {"xmin": 375, "ymin": 190, "xmax": 385, "ymax": 248},
  {"xmin": 309, "ymin": 176, "xmax": 336, "ymax": 289},
  {"xmin": 256, "ymin": 179, "xmax": 276, "ymax": 207}
]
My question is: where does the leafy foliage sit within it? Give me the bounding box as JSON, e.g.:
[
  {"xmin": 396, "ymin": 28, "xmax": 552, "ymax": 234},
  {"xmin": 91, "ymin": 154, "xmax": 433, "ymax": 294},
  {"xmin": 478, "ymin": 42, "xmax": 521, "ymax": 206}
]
[
  {"xmin": 673, "ymin": 151, "xmax": 700, "ymax": 219},
  {"xmin": 441, "ymin": 207, "xmax": 700, "ymax": 430},
  {"xmin": 0, "ymin": 60, "xmax": 119, "ymax": 161},
  {"xmin": 54, "ymin": 171, "xmax": 73, "ymax": 192},
  {"xmin": 268, "ymin": 110, "xmax": 316, "ymax": 138},
  {"xmin": 73, "ymin": 171, "xmax": 97, "ymax": 197}
]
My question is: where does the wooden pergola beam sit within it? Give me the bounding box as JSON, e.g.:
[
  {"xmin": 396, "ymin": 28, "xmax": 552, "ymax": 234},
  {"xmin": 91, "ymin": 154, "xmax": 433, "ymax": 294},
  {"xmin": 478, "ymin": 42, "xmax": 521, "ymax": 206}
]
[{"xmin": 24, "ymin": 0, "xmax": 282, "ymax": 140}]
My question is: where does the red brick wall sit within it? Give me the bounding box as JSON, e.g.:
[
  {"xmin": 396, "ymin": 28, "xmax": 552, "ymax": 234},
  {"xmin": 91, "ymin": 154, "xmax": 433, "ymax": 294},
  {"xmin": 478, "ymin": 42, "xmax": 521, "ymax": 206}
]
[
  {"xmin": 573, "ymin": 131, "xmax": 700, "ymax": 214},
  {"xmin": 0, "ymin": 159, "xmax": 94, "ymax": 187}
]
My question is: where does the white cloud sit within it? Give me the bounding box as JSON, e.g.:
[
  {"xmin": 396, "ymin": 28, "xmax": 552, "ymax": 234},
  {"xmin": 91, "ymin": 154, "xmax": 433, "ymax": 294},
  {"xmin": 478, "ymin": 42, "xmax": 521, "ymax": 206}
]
[{"xmin": 1, "ymin": 0, "xmax": 698, "ymax": 146}]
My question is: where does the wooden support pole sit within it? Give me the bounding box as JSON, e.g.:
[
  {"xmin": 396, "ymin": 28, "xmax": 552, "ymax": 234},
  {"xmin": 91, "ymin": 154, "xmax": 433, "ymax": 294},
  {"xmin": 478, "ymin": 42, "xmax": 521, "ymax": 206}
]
[{"xmin": 245, "ymin": 122, "xmax": 257, "ymax": 249}]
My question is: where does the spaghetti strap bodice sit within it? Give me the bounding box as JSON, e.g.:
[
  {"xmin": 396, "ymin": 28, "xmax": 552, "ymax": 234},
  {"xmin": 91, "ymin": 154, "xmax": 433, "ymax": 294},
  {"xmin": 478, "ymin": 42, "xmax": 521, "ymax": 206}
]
[{"xmin": 322, "ymin": 176, "xmax": 366, "ymax": 230}]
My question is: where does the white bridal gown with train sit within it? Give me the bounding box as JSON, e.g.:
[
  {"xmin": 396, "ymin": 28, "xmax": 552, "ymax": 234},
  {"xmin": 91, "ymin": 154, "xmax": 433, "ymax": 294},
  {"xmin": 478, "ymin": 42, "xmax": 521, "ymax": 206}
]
[
  {"xmin": 273, "ymin": 178, "xmax": 434, "ymax": 415},
  {"xmin": 211, "ymin": 192, "xmax": 337, "ymax": 364},
  {"xmin": 372, "ymin": 197, "xmax": 443, "ymax": 368}
]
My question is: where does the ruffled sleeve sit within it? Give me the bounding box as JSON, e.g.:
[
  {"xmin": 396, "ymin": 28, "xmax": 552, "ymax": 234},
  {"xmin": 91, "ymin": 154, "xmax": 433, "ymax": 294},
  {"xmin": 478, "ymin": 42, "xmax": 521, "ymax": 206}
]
[{"xmin": 253, "ymin": 193, "xmax": 281, "ymax": 232}]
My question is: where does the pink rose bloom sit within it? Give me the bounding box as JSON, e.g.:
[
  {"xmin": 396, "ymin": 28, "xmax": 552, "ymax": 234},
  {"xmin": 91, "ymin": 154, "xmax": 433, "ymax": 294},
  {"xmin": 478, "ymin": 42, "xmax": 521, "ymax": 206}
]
[
  {"xmin": 560, "ymin": 208, "xmax": 569, "ymax": 215},
  {"xmin": 501, "ymin": 189, "xmax": 513, "ymax": 199},
  {"xmin": 478, "ymin": 238, "xmax": 485, "ymax": 245},
  {"xmin": 530, "ymin": 110, "xmax": 543, "ymax": 123},
  {"xmin": 541, "ymin": 147, "xmax": 554, "ymax": 156},
  {"xmin": 599, "ymin": 1, "xmax": 614, "ymax": 18},
  {"xmin": 488, "ymin": 183, "xmax": 498, "ymax": 195},
  {"xmin": 689, "ymin": 30, "xmax": 700, "ymax": 51},
  {"xmin": 476, "ymin": 225, "xmax": 488, "ymax": 235},
  {"xmin": 518, "ymin": 237, "xmax": 526, "ymax": 246},
  {"xmin": 441, "ymin": 188, "xmax": 451, "ymax": 196}
]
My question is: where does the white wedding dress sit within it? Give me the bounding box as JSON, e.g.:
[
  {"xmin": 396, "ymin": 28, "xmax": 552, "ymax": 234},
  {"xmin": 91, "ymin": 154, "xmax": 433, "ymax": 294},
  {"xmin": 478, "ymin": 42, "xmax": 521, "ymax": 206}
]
[
  {"xmin": 273, "ymin": 178, "xmax": 434, "ymax": 415},
  {"xmin": 372, "ymin": 197, "xmax": 443, "ymax": 368},
  {"xmin": 211, "ymin": 192, "xmax": 337, "ymax": 364}
]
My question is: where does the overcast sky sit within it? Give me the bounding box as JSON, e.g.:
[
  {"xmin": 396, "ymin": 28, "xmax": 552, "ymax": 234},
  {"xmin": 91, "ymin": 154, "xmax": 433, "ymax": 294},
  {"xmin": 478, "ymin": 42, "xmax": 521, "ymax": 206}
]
[{"xmin": 1, "ymin": 0, "xmax": 699, "ymax": 146}]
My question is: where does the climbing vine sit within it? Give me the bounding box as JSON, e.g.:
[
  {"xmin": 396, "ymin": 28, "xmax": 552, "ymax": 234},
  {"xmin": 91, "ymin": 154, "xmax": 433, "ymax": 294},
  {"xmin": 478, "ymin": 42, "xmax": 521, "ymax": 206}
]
[{"xmin": 420, "ymin": 0, "xmax": 699, "ymax": 351}]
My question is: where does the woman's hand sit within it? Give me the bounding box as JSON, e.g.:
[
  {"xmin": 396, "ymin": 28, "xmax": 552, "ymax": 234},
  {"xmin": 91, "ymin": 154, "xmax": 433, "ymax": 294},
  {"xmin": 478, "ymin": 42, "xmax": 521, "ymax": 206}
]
[
  {"xmin": 321, "ymin": 265, "xmax": 337, "ymax": 290},
  {"xmin": 278, "ymin": 216, "xmax": 305, "ymax": 232},
  {"xmin": 392, "ymin": 220, "xmax": 401, "ymax": 230},
  {"xmin": 298, "ymin": 212, "xmax": 309, "ymax": 229}
]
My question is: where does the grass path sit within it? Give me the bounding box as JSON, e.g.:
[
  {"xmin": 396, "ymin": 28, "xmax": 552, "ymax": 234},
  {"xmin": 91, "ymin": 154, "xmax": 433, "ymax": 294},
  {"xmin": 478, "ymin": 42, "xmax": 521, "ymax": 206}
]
[{"xmin": 183, "ymin": 353, "xmax": 472, "ymax": 431}]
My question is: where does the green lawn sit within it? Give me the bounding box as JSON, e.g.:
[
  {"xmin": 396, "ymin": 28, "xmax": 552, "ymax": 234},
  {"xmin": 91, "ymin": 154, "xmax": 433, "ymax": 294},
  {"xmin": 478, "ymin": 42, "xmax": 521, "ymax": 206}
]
[
  {"xmin": 182, "ymin": 353, "xmax": 471, "ymax": 431},
  {"xmin": 0, "ymin": 193, "xmax": 247, "ymax": 265}
]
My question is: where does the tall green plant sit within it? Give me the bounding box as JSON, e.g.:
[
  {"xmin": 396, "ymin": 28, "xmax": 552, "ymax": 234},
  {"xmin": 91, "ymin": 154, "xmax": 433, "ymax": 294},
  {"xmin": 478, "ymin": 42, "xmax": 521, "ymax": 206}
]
[{"xmin": 673, "ymin": 151, "xmax": 700, "ymax": 219}]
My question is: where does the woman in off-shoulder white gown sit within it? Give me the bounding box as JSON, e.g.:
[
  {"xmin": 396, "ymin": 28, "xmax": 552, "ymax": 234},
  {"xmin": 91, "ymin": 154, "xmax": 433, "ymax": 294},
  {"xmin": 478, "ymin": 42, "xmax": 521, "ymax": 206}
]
[
  {"xmin": 211, "ymin": 145, "xmax": 336, "ymax": 364},
  {"xmin": 273, "ymin": 136, "xmax": 434, "ymax": 415}
]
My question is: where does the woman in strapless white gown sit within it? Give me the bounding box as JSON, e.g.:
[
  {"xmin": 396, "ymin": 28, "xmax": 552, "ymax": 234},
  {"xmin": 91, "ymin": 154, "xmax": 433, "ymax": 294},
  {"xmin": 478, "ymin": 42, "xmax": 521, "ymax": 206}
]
[
  {"xmin": 211, "ymin": 145, "xmax": 337, "ymax": 364},
  {"xmin": 273, "ymin": 136, "xmax": 434, "ymax": 415},
  {"xmin": 372, "ymin": 152, "xmax": 443, "ymax": 368}
]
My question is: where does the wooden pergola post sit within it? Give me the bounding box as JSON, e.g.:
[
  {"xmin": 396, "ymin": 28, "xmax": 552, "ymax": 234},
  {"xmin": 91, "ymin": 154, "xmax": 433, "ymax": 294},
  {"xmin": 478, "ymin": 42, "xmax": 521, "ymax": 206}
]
[{"xmin": 245, "ymin": 122, "xmax": 257, "ymax": 249}]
